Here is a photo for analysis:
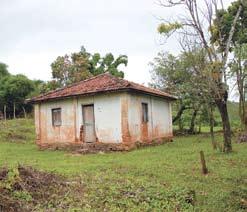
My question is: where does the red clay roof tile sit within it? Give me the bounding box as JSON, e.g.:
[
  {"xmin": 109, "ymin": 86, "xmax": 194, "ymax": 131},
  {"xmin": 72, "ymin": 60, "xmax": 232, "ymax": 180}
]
[{"xmin": 30, "ymin": 73, "xmax": 176, "ymax": 102}]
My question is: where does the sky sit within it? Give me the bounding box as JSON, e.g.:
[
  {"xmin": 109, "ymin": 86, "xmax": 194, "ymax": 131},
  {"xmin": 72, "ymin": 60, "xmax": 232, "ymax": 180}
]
[{"xmin": 1, "ymin": 0, "xmax": 233, "ymax": 86}]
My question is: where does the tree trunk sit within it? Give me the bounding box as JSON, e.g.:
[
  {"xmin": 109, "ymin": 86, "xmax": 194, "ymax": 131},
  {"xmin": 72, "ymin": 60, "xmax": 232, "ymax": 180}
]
[
  {"xmin": 242, "ymin": 96, "xmax": 246, "ymax": 131},
  {"xmin": 239, "ymin": 95, "xmax": 244, "ymax": 128},
  {"xmin": 198, "ymin": 114, "xmax": 201, "ymax": 134},
  {"xmin": 215, "ymin": 100, "xmax": 232, "ymax": 152},
  {"xmin": 236, "ymin": 47, "xmax": 245, "ymax": 129},
  {"xmin": 178, "ymin": 116, "xmax": 183, "ymax": 131},
  {"xmin": 22, "ymin": 106, "xmax": 27, "ymax": 119},
  {"xmin": 209, "ymin": 105, "xmax": 217, "ymax": 150},
  {"xmin": 4, "ymin": 105, "xmax": 6, "ymax": 121},
  {"xmin": 188, "ymin": 109, "xmax": 198, "ymax": 134},
  {"xmin": 173, "ymin": 105, "xmax": 186, "ymax": 123},
  {"xmin": 13, "ymin": 102, "xmax": 16, "ymax": 119}
]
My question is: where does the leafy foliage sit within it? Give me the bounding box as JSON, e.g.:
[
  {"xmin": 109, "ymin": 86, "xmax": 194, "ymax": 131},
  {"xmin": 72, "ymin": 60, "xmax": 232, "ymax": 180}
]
[
  {"xmin": 210, "ymin": 0, "xmax": 247, "ymax": 52},
  {"xmin": 51, "ymin": 46, "xmax": 128, "ymax": 86},
  {"xmin": 0, "ymin": 71, "xmax": 35, "ymax": 119},
  {"xmin": 157, "ymin": 22, "xmax": 182, "ymax": 38},
  {"xmin": 2, "ymin": 75, "xmax": 34, "ymax": 105},
  {"xmin": 0, "ymin": 63, "xmax": 10, "ymax": 78},
  {"xmin": 150, "ymin": 49, "xmax": 213, "ymax": 132}
]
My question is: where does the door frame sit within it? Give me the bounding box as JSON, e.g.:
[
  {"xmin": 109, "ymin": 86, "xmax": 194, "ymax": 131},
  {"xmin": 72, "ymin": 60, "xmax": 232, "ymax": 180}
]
[{"xmin": 82, "ymin": 104, "xmax": 96, "ymax": 143}]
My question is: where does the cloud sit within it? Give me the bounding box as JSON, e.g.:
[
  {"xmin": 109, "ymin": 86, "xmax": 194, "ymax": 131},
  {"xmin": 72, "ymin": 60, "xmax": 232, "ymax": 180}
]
[{"xmin": 0, "ymin": 0, "xmax": 234, "ymax": 85}]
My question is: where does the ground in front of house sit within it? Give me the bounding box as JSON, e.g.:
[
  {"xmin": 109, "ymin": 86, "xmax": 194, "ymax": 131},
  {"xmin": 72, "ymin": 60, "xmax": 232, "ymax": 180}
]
[{"xmin": 0, "ymin": 119, "xmax": 246, "ymax": 211}]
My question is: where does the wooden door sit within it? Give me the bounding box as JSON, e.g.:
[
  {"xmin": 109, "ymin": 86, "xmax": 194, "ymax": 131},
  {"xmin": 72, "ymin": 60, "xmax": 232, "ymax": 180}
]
[{"xmin": 82, "ymin": 105, "xmax": 96, "ymax": 143}]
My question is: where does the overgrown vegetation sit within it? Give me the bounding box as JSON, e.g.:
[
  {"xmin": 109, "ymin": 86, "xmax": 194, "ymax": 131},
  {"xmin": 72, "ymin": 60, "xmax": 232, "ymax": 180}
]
[
  {"xmin": 0, "ymin": 119, "xmax": 246, "ymax": 211},
  {"xmin": 0, "ymin": 165, "xmax": 84, "ymax": 212},
  {"xmin": 0, "ymin": 119, "xmax": 35, "ymax": 143}
]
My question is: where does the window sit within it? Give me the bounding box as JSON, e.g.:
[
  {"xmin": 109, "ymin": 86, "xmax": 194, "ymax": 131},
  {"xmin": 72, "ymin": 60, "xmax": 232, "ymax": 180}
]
[
  {"xmin": 52, "ymin": 108, "xmax": 61, "ymax": 126},
  {"xmin": 142, "ymin": 103, "xmax": 148, "ymax": 123}
]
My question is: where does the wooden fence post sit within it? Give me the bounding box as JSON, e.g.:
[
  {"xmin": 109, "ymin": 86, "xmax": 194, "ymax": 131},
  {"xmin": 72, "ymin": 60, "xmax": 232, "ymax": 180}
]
[
  {"xmin": 4, "ymin": 105, "xmax": 6, "ymax": 121},
  {"xmin": 200, "ymin": 151, "xmax": 208, "ymax": 175},
  {"xmin": 13, "ymin": 102, "xmax": 16, "ymax": 119}
]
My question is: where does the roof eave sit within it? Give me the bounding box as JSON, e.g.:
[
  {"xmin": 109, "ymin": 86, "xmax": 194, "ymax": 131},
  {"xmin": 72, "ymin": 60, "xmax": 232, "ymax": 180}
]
[
  {"xmin": 127, "ymin": 89, "xmax": 177, "ymax": 101},
  {"xmin": 28, "ymin": 88, "xmax": 177, "ymax": 104}
]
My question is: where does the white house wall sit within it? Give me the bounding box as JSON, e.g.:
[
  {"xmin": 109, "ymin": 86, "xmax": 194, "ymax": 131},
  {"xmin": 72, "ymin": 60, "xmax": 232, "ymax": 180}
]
[
  {"xmin": 127, "ymin": 93, "xmax": 172, "ymax": 142},
  {"xmin": 151, "ymin": 96, "xmax": 172, "ymax": 138},
  {"xmin": 35, "ymin": 92, "xmax": 172, "ymax": 145},
  {"xmin": 37, "ymin": 98, "xmax": 77, "ymax": 144},
  {"xmin": 77, "ymin": 93, "xmax": 122, "ymax": 143}
]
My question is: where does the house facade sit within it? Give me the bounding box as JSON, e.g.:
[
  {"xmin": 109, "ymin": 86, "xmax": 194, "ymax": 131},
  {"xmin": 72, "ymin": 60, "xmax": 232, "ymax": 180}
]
[{"xmin": 30, "ymin": 73, "xmax": 176, "ymax": 148}]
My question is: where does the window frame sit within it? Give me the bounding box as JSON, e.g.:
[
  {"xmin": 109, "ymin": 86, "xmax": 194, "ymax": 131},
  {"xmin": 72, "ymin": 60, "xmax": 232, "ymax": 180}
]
[
  {"xmin": 141, "ymin": 103, "xmax": 149, "ymax": 123},
  {"xmin": 52, "ymin": 108, "xmax": 62, "ymax": 127}
]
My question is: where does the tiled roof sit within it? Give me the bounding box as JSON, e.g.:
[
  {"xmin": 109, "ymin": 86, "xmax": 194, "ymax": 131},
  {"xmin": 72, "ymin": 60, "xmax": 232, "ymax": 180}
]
[{"xmin": 30, "ymin": 73, "xmax": 176, "ymax": 103}]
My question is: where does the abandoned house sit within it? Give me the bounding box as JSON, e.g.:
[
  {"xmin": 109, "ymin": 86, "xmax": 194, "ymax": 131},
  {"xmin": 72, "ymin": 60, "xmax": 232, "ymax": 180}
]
[{"xmin": 30, "ymin": 73, "xmax": 176, "ymax": 149}]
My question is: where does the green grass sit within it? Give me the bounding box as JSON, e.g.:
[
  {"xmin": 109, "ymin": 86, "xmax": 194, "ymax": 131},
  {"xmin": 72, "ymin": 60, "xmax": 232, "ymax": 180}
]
[
  {"xmin": 173, "ymin": 125, "xmax": 223, "ymax": 133},
  {"xmin": 0, "ymin": 119, "xmax": 246, "ymax": 211}
]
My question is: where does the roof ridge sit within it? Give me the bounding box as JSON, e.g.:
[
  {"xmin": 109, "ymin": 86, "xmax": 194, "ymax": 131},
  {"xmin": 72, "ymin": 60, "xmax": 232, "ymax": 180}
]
[{"xmin": 54, "ymin": 72, "xmax": 110, "ymax": 90}]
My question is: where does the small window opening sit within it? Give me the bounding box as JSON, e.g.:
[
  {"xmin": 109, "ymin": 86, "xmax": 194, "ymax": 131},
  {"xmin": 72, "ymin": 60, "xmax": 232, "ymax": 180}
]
[
  {"xmin": 52, "ymin": 108, "xmax": 61, "ymax": 126},
  {"xmin": 142, "ymin": 103, "xmax": 148, "ymax": 123}
]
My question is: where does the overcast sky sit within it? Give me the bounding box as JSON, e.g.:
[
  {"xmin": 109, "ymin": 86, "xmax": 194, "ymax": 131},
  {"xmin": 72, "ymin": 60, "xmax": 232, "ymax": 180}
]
[{"xmin": 1, "ymin": 0, "xmax": 233, "ymax": 85}]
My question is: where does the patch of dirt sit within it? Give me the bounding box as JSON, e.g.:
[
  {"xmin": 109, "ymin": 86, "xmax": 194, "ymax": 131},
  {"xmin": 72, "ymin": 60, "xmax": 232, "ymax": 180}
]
[
  {"xmin": 0, "ymin": 165, "xmax": 83, "ymax": 211},
  {"xmin": 39, "ymin": 142, "xmax": 130, "ymax": 154},
  {"xmin": 39, "ymin": 138, "xmax": 173, "ymax": 155},
  {"xmin": 6, "ymin": 131, "xmax": 27, "ymax": 141}
]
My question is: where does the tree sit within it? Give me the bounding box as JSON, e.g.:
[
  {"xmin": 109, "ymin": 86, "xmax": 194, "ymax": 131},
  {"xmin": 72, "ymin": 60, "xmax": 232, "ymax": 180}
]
[
  {"xmin": 99, "ymin": 53, "xmax": 127, "ymax": 78},
  {"xmin": 210, "ymin": 0, "xmax": 247, "ymax": 54},
  {"xmin": 0, "ymin": 62, "xmax": 45, "ymax": 119},
  {"xmin": 150, "ymin": 52, "xmax": 189, "ymax": 131},
  {"xmin": 0, "ymin": 62, "xmax": 10, "ymax": 78},
  {"xmin": 157, "ymin": 0, "xmax": 244, "ymax": 152},
  {"xmin": 0, "ymin": 63, "xmax": 10, "ymax": 120},
  {"xmin": 210, "ymin": 0, "xmax": 247, "ymax": 129},
  {"xmin": 1, "ymin": 75, "xmax": 35, "ymax": 118},
  {"xmin": 150, "ymin": 49, "xmax": 209, "ymax": 134},
  {"xmin": 38, "ymin": 80, "xmax": 61, "ymax": 94},
  {"xmin": 229, "ymin": 44, "xmax": 247, "ymax": 129},
  {"xmin": 51, "ymin": 46, "xmax": 128, "ymax": 86}
]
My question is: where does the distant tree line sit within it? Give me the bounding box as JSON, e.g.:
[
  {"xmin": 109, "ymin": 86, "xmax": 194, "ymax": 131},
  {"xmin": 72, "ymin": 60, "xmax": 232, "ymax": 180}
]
[
  {"xmin": 0, "ymin": 63, "xmax": 39, "ymax": 119},
  {"xmin": 0, "ymin": 46, "xmax": 128, "ymax": 119}
]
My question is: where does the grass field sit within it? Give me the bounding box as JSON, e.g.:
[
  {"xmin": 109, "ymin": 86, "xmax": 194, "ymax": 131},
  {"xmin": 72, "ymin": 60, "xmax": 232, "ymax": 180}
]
[{"xmin": 0, "ymin": 119, "xmax": 246, "ymax": 211}]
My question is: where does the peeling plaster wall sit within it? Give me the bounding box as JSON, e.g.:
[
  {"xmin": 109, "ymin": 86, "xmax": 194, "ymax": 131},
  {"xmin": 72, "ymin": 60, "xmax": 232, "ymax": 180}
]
[
  {"xmin": 37, "ymin": 99, "xmax": 77, "ymax": 144},
  {"xmin": 34, "ymin": 104, "xmax": 41, "ymax": 142},
  {"xmin": 151, "ymin": 96, "xmax": 172, "ymax": 138},
  {"xmin": 126, "ymin": 93, "xmax": 172, "ymax": 143},
  {"xmin": 77, "ymin": 93, "xmax": 122, "ymax": 143},
  {"xmin": 35, "ymin": 92, "xmax": 172, "ymax": 145}
]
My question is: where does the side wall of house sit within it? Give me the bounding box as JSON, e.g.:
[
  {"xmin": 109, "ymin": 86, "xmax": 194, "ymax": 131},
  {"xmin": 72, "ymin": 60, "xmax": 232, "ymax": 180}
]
[
  {"xmin": 34, "ymin": 104, "xmax": 41, "ymax": 143},
  {"xmin": 122, "ymin": 93, "xmax": 172, "ymax": 143},
  {"xmin": 35, "ymin": 98, "xmax": 77, "ymax": 144}
]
